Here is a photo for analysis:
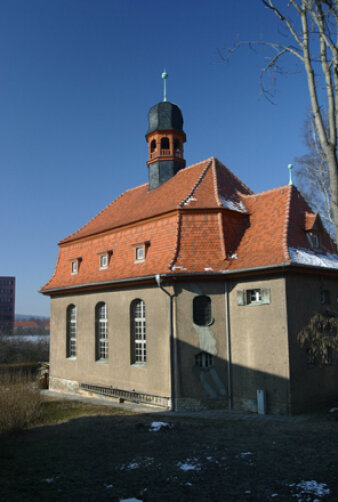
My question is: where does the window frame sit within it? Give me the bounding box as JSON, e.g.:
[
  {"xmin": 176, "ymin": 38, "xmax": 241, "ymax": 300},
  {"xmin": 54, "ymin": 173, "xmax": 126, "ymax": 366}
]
[
  {"xmin": 95, "ymin": 302, "xmax": 108, "ymax": 361},
  {"xmin": 195, "ymin": 351, "xmax": 214, "ymax": 368},
  {"xmin": 130, "ymin": 299, "xmax": 146, "ymax": 365},
  {"xmin": 66, "ymin": 304, "xmax": 77, "ymax": 358},
  {"xmin": 193, "ymin": 295, "xmax": 213, "ymax": 326},
  {"xmin": 237, "ymin": 288, "xmax": 271, "ymax": 306}
]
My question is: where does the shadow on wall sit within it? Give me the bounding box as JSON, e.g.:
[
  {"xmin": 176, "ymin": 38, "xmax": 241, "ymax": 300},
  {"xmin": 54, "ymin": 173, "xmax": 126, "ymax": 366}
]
[{"xmin": 173, "ymin": 338, "xmax": 338, "ymax": 415}]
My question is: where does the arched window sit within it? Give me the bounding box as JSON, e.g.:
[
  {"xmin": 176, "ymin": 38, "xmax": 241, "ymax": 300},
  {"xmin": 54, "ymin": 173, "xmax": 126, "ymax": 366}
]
[
  {"xmin": 174, "ymin": 139, "xmax": 180, "ymax": 156},
  {"xmin": 193, "ymin": 295, "xmax": 212, "ymax": 326},
  {"xmin": 160, "ymin": 137, "xmax": 170, "ymax": 150},
  {"xmin": 130, "ymin": 299, "xmax": 146, "ymax": 364},
  {"xmin": 66, "ymin": 305, "xmax": 77, "ymax": 358},
  {"xmin": 95, "ymin": 302, "xmax": 108, "ymax": 360},
  {"xmin": 150, "ymin": 139, "xmax": 156, "ymax": 153}
]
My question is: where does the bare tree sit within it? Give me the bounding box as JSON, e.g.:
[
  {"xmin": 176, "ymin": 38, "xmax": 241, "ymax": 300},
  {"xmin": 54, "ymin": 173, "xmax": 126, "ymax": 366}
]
[
  {"xmin": 222, "ymin": 1, "xmax": 338, "ymax": 241},
  {"xmin": 295, "ymin": 111, "xmax": 334, "ymax": 234}
]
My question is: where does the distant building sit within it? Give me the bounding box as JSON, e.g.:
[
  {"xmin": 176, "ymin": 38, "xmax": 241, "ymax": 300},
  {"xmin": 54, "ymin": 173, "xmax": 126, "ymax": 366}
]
[
  {"xmin": 0, "ymin": 276, "xmax": 15, "ymax": 333},
  {"xmin": 14, "ymin": 320, "xmax": 38, "ymax": 331}
]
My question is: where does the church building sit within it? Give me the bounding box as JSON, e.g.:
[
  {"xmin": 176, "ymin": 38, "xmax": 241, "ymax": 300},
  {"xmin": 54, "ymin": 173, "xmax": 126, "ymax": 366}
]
[{"xmin": 41, "ymin": 77, "xmax": 338, "ymax": 415}]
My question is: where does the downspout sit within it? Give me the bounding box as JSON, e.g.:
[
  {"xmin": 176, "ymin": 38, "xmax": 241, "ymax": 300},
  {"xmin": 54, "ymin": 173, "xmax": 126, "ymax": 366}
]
[
  {"xmin": 155, "ymin": 274, "xmax": 175, "ymax": 411},
  {"xmin": 225, "ymin": 281, "xmax": 232, "ymax": 409}
]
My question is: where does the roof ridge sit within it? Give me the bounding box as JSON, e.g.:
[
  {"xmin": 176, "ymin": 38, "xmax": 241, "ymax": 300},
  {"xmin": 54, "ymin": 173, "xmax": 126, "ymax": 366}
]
[
  {"xmin": 59, "ymin": 183, "xmax": 147, "ymax": 244},
  {"xmin": 282, "ymin": 185, "xmax": 293, "ymax": 262},
  {"xmin": 211, "ymin": 158, "xmax": 223, "ymax": 208},
  {"xmin": 214, "ymin": 157, "xmax": 254, "ymax": 195},
  {"xmin": 178, "ymin": 157, "xmax": 214, "ymax": 174},
  {"xmin": 241, "ymin": 185, "xmax": 289, "ymax": 199},
  {"xmin": 178, "ymin": 159, "xmax": 213, "ymax": 207},
  {"xmin": 169, "ymin": 212, "xmax": 183, "ymax": 270}
]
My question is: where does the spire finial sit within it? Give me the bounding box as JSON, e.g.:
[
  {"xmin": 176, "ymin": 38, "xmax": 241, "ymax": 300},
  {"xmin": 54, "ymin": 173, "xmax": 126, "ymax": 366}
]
[
  {"xmin": 162, "ymin": 69, "xmax": 168, "ymax": 102},
  {"xmin": 288, "ymin": 164, "xmax": 293, "ymax": 185}
]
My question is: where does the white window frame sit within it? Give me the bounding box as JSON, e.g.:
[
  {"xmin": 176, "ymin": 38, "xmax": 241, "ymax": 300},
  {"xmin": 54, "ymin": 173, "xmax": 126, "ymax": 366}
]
[
  {"xmin": 66, "ymin": 305, "xmax": 77, "ymax": 358},
  {"xmin": 99, "ymin": 253, "xmax": 108, "ymax": 269},
  {"xmin": 131, "ymin": 299, "xmax": 146, "ymax": 364},
  {"xmin": 95, "ymin": 302, "xmax": 108, "ymax": 361},
  {"xmin": 237, "ymin": 288, "xmax": 271, "ymax": 306},
  {"xmin": 71, "ymin": 260, "xmax": 78, "ymax": 274},
  {"xmin": 136, "ymin": 246, "xmax": 144, "ymax": 261}
]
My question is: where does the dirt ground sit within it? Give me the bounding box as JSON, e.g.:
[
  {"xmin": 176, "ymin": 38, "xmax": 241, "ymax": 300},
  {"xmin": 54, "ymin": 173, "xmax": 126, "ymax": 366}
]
[{"xmin": 0, "ymin": 399, "xmax": 337, "ymax": 502}]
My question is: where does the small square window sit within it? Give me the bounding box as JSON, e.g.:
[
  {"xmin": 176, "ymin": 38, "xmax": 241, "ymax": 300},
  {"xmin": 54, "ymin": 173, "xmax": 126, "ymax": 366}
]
[
  {"xmin": 237, "ymin": 288, "xmax": 271, "ymax": 306},
  {"xmin": 247, "ymin": 289, "xmax": 261, "ymax": 304},
  {"xmin": 195, "ymin": 352, "xmax": 214, "ymax": 368}
]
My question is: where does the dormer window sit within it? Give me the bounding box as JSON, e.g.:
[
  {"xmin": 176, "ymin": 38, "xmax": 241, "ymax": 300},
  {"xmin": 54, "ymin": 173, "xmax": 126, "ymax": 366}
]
[
  {"xmin": 70, "ymin": 258, "xmax": 81, "ymax": 275},
  {"xmin": 133, "ymin": 242, "xmax": 150, "ymax": 263},
  {"xmin": 312, "ymin": 234, "xmax": 319, "ymax": 249},
  {"xmin": 136, "ymin": 246, "xmax": 144, "ymax": 261},
  {"xmin": 98, "ymin": 250, "xmax": 112, "ymax": 270},
  {"xmin": 306, "ymin": 232, "xmax": 320, "ymax": 249},
  {"xmin": 100, "ymin": 254, "xmax": 108, "ymax": 269}
]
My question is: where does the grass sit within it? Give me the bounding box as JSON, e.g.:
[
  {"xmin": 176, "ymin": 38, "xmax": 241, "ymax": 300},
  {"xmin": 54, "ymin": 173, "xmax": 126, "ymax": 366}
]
[
  {"xmin": 0, "ymin": 372, "xmax": 42, "ymax": 434},
  {"xmin": 0, "ymin": 397, "xmax": 337, "ymax": 501}
]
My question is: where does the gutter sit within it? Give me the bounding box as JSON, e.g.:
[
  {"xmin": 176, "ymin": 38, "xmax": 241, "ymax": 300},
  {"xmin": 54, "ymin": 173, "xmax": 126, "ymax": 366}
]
[
  {"xmin": 41, "ymin": 259, "xmax": 338, "ymax": 295},
  {"xmin": 155, "ymin": 274, "xmax": 176, "ymax": 412},
  {"xmin": 225, "ymin": 281, "xmax": 232, "ymax": 409},
  {"xmin": 40, "ymin": 263, "xmax": 292, "ymax": 295}
]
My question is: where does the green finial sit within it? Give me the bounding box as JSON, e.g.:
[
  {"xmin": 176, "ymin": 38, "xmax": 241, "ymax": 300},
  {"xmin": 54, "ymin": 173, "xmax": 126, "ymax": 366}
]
[
  {"xmin": 162, "ymin": 69, "xmax": 168, "ymax": 102},
  {"xmin": 288, "ymin": 164, "xmax": 293, "ymax": 185}
]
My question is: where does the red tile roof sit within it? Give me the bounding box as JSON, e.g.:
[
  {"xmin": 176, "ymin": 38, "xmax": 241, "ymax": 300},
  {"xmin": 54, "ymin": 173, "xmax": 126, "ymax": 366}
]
[
  {"xmin": 14, "ymin": 321, "xmax": 38, "ymax": 328},
  {"xmin": 41, "ymin": 157, "xmax": 337, "ymax": 293}
]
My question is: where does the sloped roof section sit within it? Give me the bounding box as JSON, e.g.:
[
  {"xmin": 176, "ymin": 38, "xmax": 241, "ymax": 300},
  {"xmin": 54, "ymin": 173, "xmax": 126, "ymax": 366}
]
[
  {"xmin": 61, "ymin": 157, "xmax": 251, "ymax": 244},
  {"xmin": 41, "ymin": 160, "xmax": 338, "ymax": 293}
]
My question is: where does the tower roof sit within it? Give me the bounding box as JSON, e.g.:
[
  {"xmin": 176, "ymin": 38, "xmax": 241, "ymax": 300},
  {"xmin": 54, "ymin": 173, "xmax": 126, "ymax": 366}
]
[{"xmin": 147, "ymin": 101, "xmax": 184, "ymax": 134}]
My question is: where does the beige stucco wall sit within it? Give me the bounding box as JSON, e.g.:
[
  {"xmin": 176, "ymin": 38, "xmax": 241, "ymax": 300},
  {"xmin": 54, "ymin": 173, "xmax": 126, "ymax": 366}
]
[
  {"xmin": 228, "ymin": 276, "xmax": 290, "ymax": 414},
  {"xmin": 174, "ymin": 277, "xmax": 290, "ymax": 414},
  {"xmin": 49, "ymin": 285, "xmax": 171, "ymax": 402},
  {"xmin": 174, "ymin": 281, "xmax": 228, "ymax": 410},
  {"xmin": 286, "ymin": 273, "xmax": 338, "ymax": 413}
]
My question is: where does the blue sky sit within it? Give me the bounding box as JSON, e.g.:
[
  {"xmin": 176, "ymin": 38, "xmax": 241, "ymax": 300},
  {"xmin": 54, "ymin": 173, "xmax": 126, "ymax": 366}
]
[{"xmin": 1, "ymin": 0, "xmax": 311, "ymax": 316}]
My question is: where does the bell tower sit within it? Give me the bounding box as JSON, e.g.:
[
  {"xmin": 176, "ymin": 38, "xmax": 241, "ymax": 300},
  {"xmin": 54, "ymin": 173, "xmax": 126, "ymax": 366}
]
[{"xmin": 146, "ymin": 71, "xmax": 186, "ymax": 190}]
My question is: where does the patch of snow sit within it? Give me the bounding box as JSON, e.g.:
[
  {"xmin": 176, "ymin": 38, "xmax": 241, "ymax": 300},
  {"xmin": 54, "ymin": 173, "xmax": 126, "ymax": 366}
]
[
  {"xmin": 240, "ymin": 452, "xmax": 253, "ymax": 458},
  {"xmin": 289, "ymin": 247, "xmax": 338, "ymax": 270},
  {"xmin": 219, "ymin": 196, "xmax": 247, "ymax": 213},
  {"xmin": 329, "ymin": 407, "xmax": 338, "ymax": 412},
  {"xmin": 119, "ymin": 499, "xmax": 142, "ymax": 502},
  {"xmin": 149, "ymin": 421, "xmax": 173, "ymax": 432},
  {"xmin": 171, "ymin": 265, "xmax": 187, "ymax": 271},
  {"xmin": 290, "ymin": 481, "xmax": 330, "ymax": 498},
  {"xmin": 120, "ymin": 461, "xmax": 139, "ymax": 471},
  {"xmin": 204, "ymin": 267, "xmax": 214, "ymax": 271},
  {"xmin": 177, "ymin": 458, "xmax": 201, "ymax": 471},
  {"xmin": 183, "ymin": 196, "xmax": 197, "ymax": 206}
]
